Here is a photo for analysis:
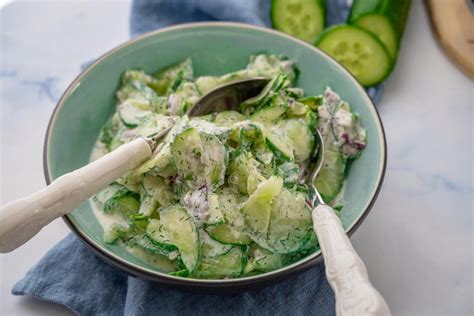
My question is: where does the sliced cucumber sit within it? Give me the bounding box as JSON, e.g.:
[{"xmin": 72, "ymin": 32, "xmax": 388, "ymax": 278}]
[
  {"xmin": 316, "ymin": 24, "xmax": 392, "ymax": 86},
  {"xmin": 167, "ymin": 82, "xmax": 200, "ymax": 115},
  {"xmin": 263, "ymin": 127, "xmax": 295, "ymax": 161},
  {"xmin": 214, "ymin": 111, "xmax": 247, "ymax": 127},
  {"xmin": 352, "ymin": 14, "xmax": 397, "ymax": 60},
  {"xmin": 271, "ymin": 0, "xmax": 326, "ymax": 43},
  {"xmin": 227, "ymin": 151, "xmax": 261, "ymax": 194},
  {"xmin": 193, "ymin": 246, "xmax": 244, "ymax": 279},
  {"xmin": 206, "ymin": 193, "xmax": 225, "ymax": 226},
  {"xmin": 142, "ymin": 174, "xmax": 175, "ymax": 207},
  {"xmin": 135, "ymin": 143, "xmax": 174, "ymax": 178},
  {"xmin": 200, "ymin": 229, "xmax": 232, "ymax": 258},
  {"xmin": 246, "ymin": 169, "xmax": 266, "ymax": 194},
  {"xmin": 103, "ymin": 223, "xmax": 130, "ymax": 244},
  {"xmin": 276, "ymin": 161, "xmax": 300, "ymax": 188},
  {"xmin": 206, "ymin": 224, "xmax": 252, "ymax": 246},
  {"xmin": 199, "ymin": 133, "xmax": 228, "ymax": 188},
  {"xmin": 102, "ymin": 186, "xmax": 140, "ymax": 216},
  {"xmin": 118, "ymin": 99, "xmax": 152, "ymax": 128},
  {"xmin": 189, "ymin": 119, "xmax": 232, "ymax": 142},
  {"xmin": 241, "ymin": 176, "xmax": 283, "ymax": 236},
  {"xmin": 146, "ymin": 206, "xmax": 200, "ymax": 272},
  {"xmin": 250, "ymin": 104, "xmax": 288, "ymax": 124},
  {"xmin": 216, "ymin": 189, "xmax": 245, "ymax": 224},
  {"xmin": 116, "ymin": 79, "xmax": 160, "ymax": 104},
  {"xmin": 153, "ymin": 58, "xmax": 193, "ymax": 95},
  {"xmin": 349, "ymin": 0, "xmax": 411, "ymax": 60},
  {"xmin": 93, "ymin": 183, "xmax": 125, "ymax": 207},
  {"xmin": 244, "ymin": 243, "xmax": 285, "ymax": 274},
  {"xmin": 315, "ymin": 148, "xmax": 346, "ymax": 203},
  {"xmin": 171, "ymin": 128, "xmax": 205, "ymax": 187},
  {"xmin": 265, "ymin": 188, "xmax": 312, "ymax": 253},
  {"xmin": 99, "ymin": 113, "xmax": 122, "ymax": 148},
  {"xmin": 246, "ymin": 54, "xmax": 299, "ymax": 83},
  {"xmin": 138, "ymin": 188, "xmax": 158, "ymax": 216},
  {"xmin": 195, "ymin": 76, "xmax": 224, "ymax": 95},
  {"xmin": 281, "ymin": 118, "xmax": 314, "ymax": 162},
  {"xmin": 128, "ymin": 234, "xmax": 179, "ymax": 260},
  {"xmin": 240, "ymin": 73, "xmax": 289, "ymax": 114},
  {"xmin": 298, "ymin": 95, "xmax": 323, "ymax": 110}
]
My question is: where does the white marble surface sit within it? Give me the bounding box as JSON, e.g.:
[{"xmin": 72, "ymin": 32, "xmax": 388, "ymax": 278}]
[{"xmin": 0, "ymin": 1, "xmax": 472, "ymax": 315}]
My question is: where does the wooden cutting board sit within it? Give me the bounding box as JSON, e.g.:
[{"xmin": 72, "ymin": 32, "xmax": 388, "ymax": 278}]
[{"xmin": 426, "ymin": 0, "xmax": 474, "ymax": 78}]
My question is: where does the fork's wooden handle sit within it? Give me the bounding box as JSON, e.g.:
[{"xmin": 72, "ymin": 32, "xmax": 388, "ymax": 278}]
[
  {"xmin": 0, "ymin": 138, "xmax": 152, "ymax": 253},
  {"xmin": 312, "ymin": 204, "xmax": 390, "ymax": 316}
]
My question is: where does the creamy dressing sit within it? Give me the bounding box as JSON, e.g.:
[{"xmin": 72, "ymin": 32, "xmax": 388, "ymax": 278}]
[
  {"xmin": 87, "ymin": 54, "xmax": 366, "ymax": 278},
  {"xmin": 318, "ymin": 87, "xmax": 366, "ymax": 158},
  {"xmin": 183, "ymin": 187, "xmax": 210, "ymax": 225},
  {"xmin": 90, "ymin": 197, "xmax": 129, "ymax": 233}
]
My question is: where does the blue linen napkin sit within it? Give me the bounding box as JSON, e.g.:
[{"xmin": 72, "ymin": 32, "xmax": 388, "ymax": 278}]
[{"xmin": 13, "ymin": 1, "xmax": 383, "ymax": 315}]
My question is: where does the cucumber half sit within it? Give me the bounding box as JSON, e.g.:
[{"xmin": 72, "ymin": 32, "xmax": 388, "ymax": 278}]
[
  {"xmin": 271, "ymin": 0, "xmax": 326, "ymax": 43},
  {"xmin": 316, "ymin": 25, "xmax": 392, "ymax": 87},
  {"xmin": 315, "ymin": 149, "xmax": 346, "ymax": 203}
]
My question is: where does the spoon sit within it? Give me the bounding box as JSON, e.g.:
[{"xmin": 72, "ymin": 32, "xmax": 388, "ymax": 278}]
[
  {"xmin": 0, "ymin": 78, "xmax": 270, "ymax": 253},
  {"xmin": 308, "ymin": 131, "xmax": 390, "ymax": 315}
]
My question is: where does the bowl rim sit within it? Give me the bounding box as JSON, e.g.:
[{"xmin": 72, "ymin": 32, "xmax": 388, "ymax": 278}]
[{"xmin": 43, "ymin": 21, "xmax": 387, "ymax": 288}]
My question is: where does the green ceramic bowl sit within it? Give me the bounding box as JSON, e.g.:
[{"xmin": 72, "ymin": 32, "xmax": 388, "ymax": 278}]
[{"xmin": 44, "ymin": 22, "xmax": 386, "ymax": 289}]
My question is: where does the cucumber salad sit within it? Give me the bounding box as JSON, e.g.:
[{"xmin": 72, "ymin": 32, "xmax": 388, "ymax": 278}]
[{"xmin": 90, "ymin": 54, "xmax": 366, "ymax": 279}]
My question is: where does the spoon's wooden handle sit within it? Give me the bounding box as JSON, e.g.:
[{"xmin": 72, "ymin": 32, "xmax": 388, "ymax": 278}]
[
  {"xmin": 312, "ymin": 204, "xmax": 390, "ymax": 316},
  {"xmin": 0, "ymin": 138, "xmax": 152, "ymax": 253}
]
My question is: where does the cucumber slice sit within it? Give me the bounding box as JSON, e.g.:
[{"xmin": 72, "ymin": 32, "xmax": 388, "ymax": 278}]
[
  {"xmin": 315, "ymin": 149, "xmax": 346, "ymax": 203},
  {"xmin": 142, "ymin": 174, "xmax": 175, "ymax": 207},
  {"xmin": 298, "ymin": 95, "xmax": 323, "ymax": 110},
  {"xmin": 189, "ymin": 119, "xmax": 232, "ymax": 142},
  {"xmin": 240, "ymin": 73, "xmax": 289, "ymax": 114},
  {"xmin": 146, "ymin": 206, "xmax": 200, "ymax": 272},
  {"xmin": 199, "ymin": 133, "xmax": 228, "ymax": 188},
  {"xmin": 116, "ymin": 79, "xmax": 160, "ymax": 104},
  {"xmin": 349, "ymin": 0, "xmax": 411, "ymax": 60},
  {"xmin": 244, "ymin": 244, "xmax": 285, "ymax": 274},
  {"xmin": 167, "ymin": 82, "xmax": 200, "ymax": 115},
  {"xmin": 93, "ymin": 183, "xmax": 125, "ymax": 207},
  {"xmin": 206, "ymin": 193, "xmax": 225, "ymax": 226},
  {"xmin": 118, "ymin": 99, "xmax": 152, "ymax": 128},
  {"xmin": 153, "ymin": 58, "xmax": 193, "ymax": 95},
  {"xmin": 200, "ymin": 230, "xmax": 233, "ymax": 258},
  {"xmin": 352, "ymin": 14, "xmax": 397, "ymax": 59},
  {"xmin": 250, "ymin": 104, "xmax": 288, "ymax": 124},
  {"xmin": 138, "ymin": 188, "xmax": 158, "ymax": 216},
  {"xmin": 227, "ymin": 151, "xmax": 261, "ymax": 194},
  {"xmin": 193, "ymin": 247, "xmax": 245, "ymax": 279},
  {"xmin": 171, "ymin": 128, "xmax": 205, "ymax": 187},
  {"xmin": 207, "ymin": 225, "xmax": 252, "ymax": 245},
  {"xmin": 214, "ymin": 111, "xmax": 247, "ymax": 127},
  {"xmin": 276, "ymin": 161, "xmax": 300, "ymax": 188},
  {"xmin": 134, "ymin": 143, "xmax": 174, "ymax": 178},
  {"xmin": 316, "ymin": 25, "xmax": 392, "ymax": 86},
  {"xmin": 128, "ymin": 235, "xmax": 179, "ymax": 260},
  {"xmin": 271, "ymin": 0, "xmax": 326, "ymax": 43},
  {"xmin": 206, "ymin": 187, "xmax": 252, "ymax": 244},
  {"xmin": 102, "ymin": 187, "xmax": 140, "ymax": 216},
  {"xmin": 265, "ymin": 188, "xmax": 312, "ymax": 253},
  {"xmin": 103, "ymin": 224, "xmax": 130, "ymax": 244},
  {"xmin": 263, "ymin": 127, "xmax": 295, "ymax": 161},
  {"xmin": 241, "ymin": 176, "xmax": 283, "ymax": 236},
  {"xmin": 246, "ymin": 54, "xmax": 299, "ymax": 83},
  {"xmin": 281, "ymin": 118, "xmax": 314, "ymax": 162}
]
